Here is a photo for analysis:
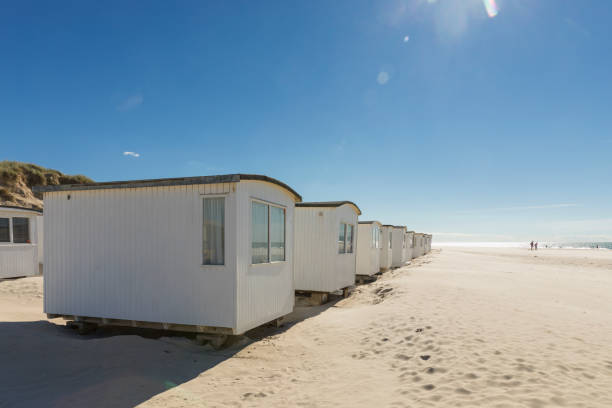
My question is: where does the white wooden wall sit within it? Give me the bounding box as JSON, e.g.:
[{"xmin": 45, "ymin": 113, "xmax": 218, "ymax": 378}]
[
  {"xmin": 44, "ymin": 183, "xmax": 238, "ymax": 330},
  {"xmin": 405, "ymin": 232, "xmax": 414, "ymax": 261},
  {"xmin": 413, "ymin": 234, "xmax": 424, "ymax": 258},
  {"xmin": 0, "ymin": 245, "xmax": 38, "ymax": 279},
  {"xmin": 0, "ymin": 209, "xmax": 39, "ymax": 279},
  {"xmin": 235, "ymin": 181, "xmax": 295, "ymax": 334},
  {"xmin": 391, "ymin": 227, "xmax": 406, "ymax": 268},
  {"xmin": 356, "ymin": 223, "xmax": 380, "ymax": 276},
  {"xmin": 380, "ymin": 226, "xmax": 393, "ymax": 270},
  {"xmin": 37, "ymin": 215, "xmax": 43, "ymax": 267},
  {"xmin": 294, "ymin": 205, "xmax": 358, "ymax": 293}
]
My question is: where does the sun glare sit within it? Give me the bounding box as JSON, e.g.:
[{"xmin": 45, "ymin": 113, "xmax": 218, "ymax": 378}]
[{"xmin": 483, "ymin": 0, "xmax": 499, "ymax": 18}]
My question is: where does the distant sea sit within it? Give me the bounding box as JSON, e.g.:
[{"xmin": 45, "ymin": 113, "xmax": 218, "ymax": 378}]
[{"xmin": 434, "ymin": 242, "xmax": 612, "ymax": 249}]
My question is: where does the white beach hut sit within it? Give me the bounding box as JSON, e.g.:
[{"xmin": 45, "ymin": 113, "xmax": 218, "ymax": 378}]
[
  {"xmin": 391, "ymin": 225, "xmax": 408, "ymax": 268},
  {"xmin": 379, "ymin": 225, "xmax": 394, "ymax": 271},
  {"xmin": 355, "ymin": 221, "xmax": 381, "ymax": 282},
  {"xmin": 0, "ymin": 205, "xmax": 42, "ymax": 279},
  {"xmin": 35, "ymin": 174, "xmax": 301, "ymax": 342},
  {"xmin": 294, "ymin": 201, "xmax": 361, "ymax": 301},
  {"xmin": 405, "ymin": 230, "xmax": 414, "ymax": 261},
  {"xmin": 414, "ymin": 233, "xmax": 425, "ymax": 258}
]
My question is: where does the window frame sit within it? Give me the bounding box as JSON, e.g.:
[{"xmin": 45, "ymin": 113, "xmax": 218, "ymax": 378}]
[
  {"xmin": 338, "ymin": 223, "xmax": 346, "ymax": 254},
  {"xmin": 372, "ymin": 226, "xmax": 380, "ymax": 249},
  {"xmin": 338, "ymin": 222, "xmax": 354, "ymax": 255},
  {"xmin": 12, "ymin": 217, "xmax": 30, "ymax": 244},
  {"xmin": 346, "ymin": 223, "xmax": 354, "ymax": 254},
  {"xmin": 0, "ymin": 217, "xmax": 10, "ymax": 243},
  {"xmin": 201, "ymin": 194, "xmax": 226, "ymax": 267},
  {"xmin": 251, "ymin": 198, "xmax": 287, "ymax": 265}
]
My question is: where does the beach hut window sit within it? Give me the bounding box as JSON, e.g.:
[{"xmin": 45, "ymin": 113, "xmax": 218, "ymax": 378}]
[
  {"xmin": 338, "ymin": 224, "xmax": 346, "ymax": 254},
  {"xmin": 0, "ymin": 218, "xmax": 9, "ymax": 242},
  {"xmin": 252, "ymin": 202, "xmax": 269, "ymax": 263},
  {"xmin": 371, "ymin": 226, "xmax": 380, "ymax": 249},
  {"xmin": 346, "ymin": 224, "xmax": 354, "ymax": 253},
  {"xmin": 270, "ymin": 206, "xmax": 285, "ymax": 262},
  {"xmin": 346, "ymin": 224, "xmax": 354, "ymax": 254},
  {"xmin": 339, "ymin": 224, "xmax": 354, "ymax": 254},
  {"xmin": 252, "ymin": 201, "xmax": 286, "ymax": 264},
  {"xmin": 202, "ymin": 197, "xmax": 225, "ymax": 265},
  {"xmin": 12, "ymin": 217, "xmax": 30, "ymax": 244}
]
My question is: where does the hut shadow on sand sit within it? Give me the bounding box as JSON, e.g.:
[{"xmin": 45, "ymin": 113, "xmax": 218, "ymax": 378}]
[{"xmin": 0, "ymin": 297, "xmax": 341, "ymax": 408}]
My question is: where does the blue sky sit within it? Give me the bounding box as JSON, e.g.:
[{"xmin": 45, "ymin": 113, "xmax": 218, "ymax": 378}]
[{"xmin": 2, "ymin": 0, "xmax": 611, "ymax": 242}]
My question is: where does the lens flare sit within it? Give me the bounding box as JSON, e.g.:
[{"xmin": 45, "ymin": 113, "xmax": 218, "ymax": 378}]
[{"xmin": 483, "ymin": 0, "xmax": 499, "ymax": 18}]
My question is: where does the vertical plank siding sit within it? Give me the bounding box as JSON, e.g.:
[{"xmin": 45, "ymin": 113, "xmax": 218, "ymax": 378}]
[
  {"xmin": 0, "ymin": 245, "xmax": 38, "ymax": 278},
  {"xmin": 294, "ymin": 205, "xmax": 358, "ymax": 293},
  {"xmin": 391, "ymin": 227, "xmax": 407, "ymax": 268},
  {"xmin": 235, "ymin": 181, "xmax": 295, "ymax": 334},
  {"xmin": 405, "ymin": 232, "xmax": 414, "ymax": 261},
  {"xmin": 44, "ymin": 184, "xmax": 237, "ymax": 329},
  {"xmin": 356, "ymin": 223, "xmax": 381, "ymax": 276},
  {"xmin": 379, "ymin": 226, "xmax": 393, "ymax": 270},
  {"xmin": 0, "ymin": 209, "xmax": 39, "ymax": 279}
]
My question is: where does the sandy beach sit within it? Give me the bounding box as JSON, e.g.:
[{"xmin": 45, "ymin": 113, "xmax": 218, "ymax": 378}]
[{"xmin": 1, "ymin": 248, "xmax": 611, "ymax": 407}]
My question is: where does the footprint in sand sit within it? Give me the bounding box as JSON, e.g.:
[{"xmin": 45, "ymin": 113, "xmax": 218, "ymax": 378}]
[
  {"xmin": 455, "ymin": 388, "xmax": 471, "ymax": 395},
  {"xmin": 583, "ymin": 373, "xmax": 595, "ymax": 380},
  {"xmin": 420, "ymin": 355, "xmax": 431, "ymax": 361},
  {"xmin": 422, "ymin": 384, "xmax": 435, "ymax": 391},
  {"xmin": 425, "ymin": 367, "xmax": 447, "ymax": 374},
  {"xmin": 465, "ymin": 373, "xmax": 478, "ymax": 379}
]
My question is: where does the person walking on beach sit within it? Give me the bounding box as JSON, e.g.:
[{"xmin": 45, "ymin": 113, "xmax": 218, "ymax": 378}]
[
  {"xmin": 535, "ymin": 242, "xmax": 538, "ymax": 250},
  {"xmin": 530, "ymin": 241, "xmax": 534, "ymax": 250}
]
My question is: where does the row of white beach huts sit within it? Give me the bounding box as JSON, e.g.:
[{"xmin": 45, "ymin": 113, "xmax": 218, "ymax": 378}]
[{"xmin": 2, "ymin": 174, "xmax": 431, "ymax": 343}]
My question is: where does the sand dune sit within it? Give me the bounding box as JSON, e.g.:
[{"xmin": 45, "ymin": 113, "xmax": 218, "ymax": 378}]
[{"xmin": 1, "ymin": 248, "xmax": 611, "ymax": 407}]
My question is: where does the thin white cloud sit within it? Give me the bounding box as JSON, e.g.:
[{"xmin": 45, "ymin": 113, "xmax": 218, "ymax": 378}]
[
  {"xmin": 123, "ymin": 151, "xmax": 140, "ymax": 158},
  {"xmin": 117, "ymin": 94, "xmax": 143, "ymax": 111},
  {"xmin": 377, "ymin": 71, "xmax": 390, "ymax": 85}
]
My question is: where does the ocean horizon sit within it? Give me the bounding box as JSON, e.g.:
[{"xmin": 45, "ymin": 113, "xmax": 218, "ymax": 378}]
[{"xmin": 433, "ymin": 242, "xmax": 612, "ymax": 250}]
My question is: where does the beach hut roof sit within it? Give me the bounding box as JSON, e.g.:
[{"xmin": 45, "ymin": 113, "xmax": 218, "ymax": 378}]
[
  {"xmin": 358, "ymin": 220, "xmax": 382, "ymax": 226},
  {"xmin": 296, "ymin": 201, "xmax": 361, "ymax": 215},
  {"xmin": 33, "ymin": 174, "xmax": 302, "ymax": 202},
  {"xmin": 0, "ymin": 205, "xmax": 43, "ymax": 214}
]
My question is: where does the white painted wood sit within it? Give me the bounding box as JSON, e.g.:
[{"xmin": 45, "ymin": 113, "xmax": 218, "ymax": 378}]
[
  {"xmin": 0, "ymin": 207, "xmax": 40, "ymax": 279},
  {"xmin": 355, "ymin": 222, "xmax": 381, "ymax": 276},
  {"xmin": 37, "ymin": 215, "xmax": 43, "ymax": 266},
  {"xmin": 234, "ymin": 180, "xmax": 295, "ymax": 334},
  {"xmin": 294, "ymin": 204, "xmax": 359, "ymax": 293},
  {"xmin": 379, "ymin": 225, "xmax": 393, "ymax": 271},
  {"xmin": 391, "ymin": 226, "xmax": 407, "ymax": 268},
  {"xmin": 42, "ymin": 178, "xmax": 298, "ymax": 335},
  {"xmin": 412, "ymin": 233, "xmax": 425, "ymax": 258},
  {"xmin": 405, "ymin": 231, "xmax": 414, "ymax": 261}
]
